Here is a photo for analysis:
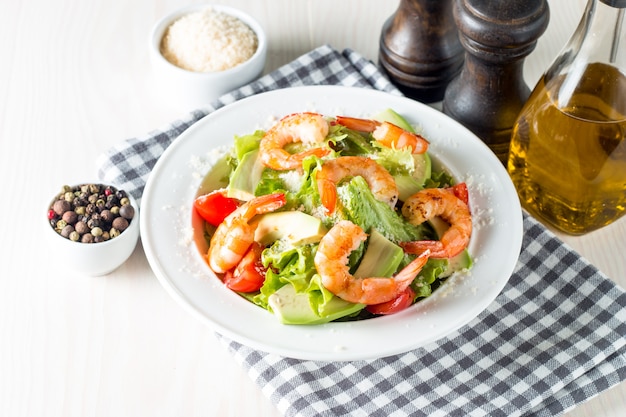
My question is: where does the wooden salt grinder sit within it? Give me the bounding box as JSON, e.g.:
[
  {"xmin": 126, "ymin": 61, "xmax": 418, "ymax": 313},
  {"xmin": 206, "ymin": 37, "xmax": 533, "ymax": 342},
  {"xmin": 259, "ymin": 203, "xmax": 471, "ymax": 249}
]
[
  {"xmin": 379, "ymin": 0, "xmax": 464, "ymax": 103},
  {"xmin": 442, "ymin": 0, "xmax": 550, "ymax": 163}
]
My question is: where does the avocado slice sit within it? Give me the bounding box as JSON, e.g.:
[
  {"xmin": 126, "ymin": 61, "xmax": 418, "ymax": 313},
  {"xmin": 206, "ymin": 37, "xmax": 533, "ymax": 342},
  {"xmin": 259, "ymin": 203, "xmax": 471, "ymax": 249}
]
[
  {"xmin": 394, "ymin": 175, "xmax": 422, "ymax": 202},
  {"xmin": 394, "ymin": 153, "xmax": 432, "ymax": 201},
  {"xmin": 268, "ymin": 284, "xmax": 364, "ymax": 325},
  {"xmin": 374, "ymin": 108, "xmax": 415, "ymax": 133},
  {"xmin": 227, "ymin": 148, "xmax": 265, "ymax": 200},
  {"xmin": 428, "ymin": 216, "xmax": 473, "ymax": 277},
  {"xmin": 268, "ymin": 284, "xmax": 320, "ymax": 324},
  {"xmin": 412, "ymin": 152, "xmax": 432, "ymax": 182},
  {"xmin": 196, "ymin": 154, "xmax": 232, "ymax": 195},
  {"xmin": 440, "ymin": 250, "xmax": 473, "ymax": 278},
  {"xmin": 354, "ymin": 229, "xmax": 404, "ymax": 278},
  {"xmin": 254, "ymin": 211, "xmax": 327, "ymax": 246}
]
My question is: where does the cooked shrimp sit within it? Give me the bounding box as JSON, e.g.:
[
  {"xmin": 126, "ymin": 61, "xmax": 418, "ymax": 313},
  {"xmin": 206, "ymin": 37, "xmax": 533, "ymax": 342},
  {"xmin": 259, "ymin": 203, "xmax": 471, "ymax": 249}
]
[
  {"xmin": 314, "ymin": 220, "xmax": 430, "ymax": 305},
  {"xmin": 316, "ymin": 155, "xmax": 398, "ymax": 214},
  {"xmin": 399, "ymin": 186, "xmax": 472, "ymax": 258},
  {"xmin": 335, "ymin": 116, "xmax": 429, "ymax": 154},
  {"xmin": 259, "ymin": 112, "xmax": 331, "ymax": 171},
  {"xmin": 208, "ymin": 193, "xmax": 286, "ymax": 273}
]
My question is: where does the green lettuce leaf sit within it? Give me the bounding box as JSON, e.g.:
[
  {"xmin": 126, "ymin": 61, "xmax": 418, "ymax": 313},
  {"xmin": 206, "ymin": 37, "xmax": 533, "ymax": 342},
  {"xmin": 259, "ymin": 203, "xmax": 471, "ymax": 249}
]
[
  {"xmin": 255, "ymin": 168, "xmax": 288, "ymax": 197},
  {"xmin": 263, "ymin": 240, "xmax": 317, "ymax": 291},
  {"xmin": 411, "ymin": 258, "xmax": 448, "ymax": 299},
  {"xmin": 306, "ymin": 274, "xmax": 365, "ymax": 320},
  {"xmin": 424, "ymin": 169, "xmax": 454, "ymax": 189},
  {"xmin": 371, "ymin": 144, "xmax": 415, "ymax": 176},
  {"xmin": 327, "ymin": 125, "xmax": 375, "ymax": 156},
  {"xmin": 233, "ymin": 130, "xmax": 264, "ymax": 161},
  {"xmin": 337, "ymin": 176, "xmax": 427, "ymax": 243}
]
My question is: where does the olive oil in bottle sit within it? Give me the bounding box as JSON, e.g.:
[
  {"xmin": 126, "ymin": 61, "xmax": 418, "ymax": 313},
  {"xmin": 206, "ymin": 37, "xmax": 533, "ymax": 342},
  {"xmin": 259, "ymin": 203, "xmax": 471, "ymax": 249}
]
[
  {"xmin": 508, "ymin": 64, "xmax": 626, "ymax": 234},
  {"xmin": 507, "ymin": 0, "xmax": 626, "ymax": 235}
]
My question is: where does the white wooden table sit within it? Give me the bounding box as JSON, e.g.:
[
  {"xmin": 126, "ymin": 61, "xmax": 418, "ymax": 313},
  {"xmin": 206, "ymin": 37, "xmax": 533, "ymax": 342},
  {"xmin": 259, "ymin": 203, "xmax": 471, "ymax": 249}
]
[{"xmin": 1, "ymin": 0, "xmax": 624, "ymax": 416}]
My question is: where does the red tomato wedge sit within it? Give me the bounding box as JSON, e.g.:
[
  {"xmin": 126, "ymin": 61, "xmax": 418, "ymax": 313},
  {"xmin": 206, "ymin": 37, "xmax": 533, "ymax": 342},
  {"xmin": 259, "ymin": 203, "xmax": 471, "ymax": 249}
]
[
  {"xmin": 449, "ymin": 183, "xmax": 469, "ymax": 206},
  {"xmin": 365, "ymin": 286, "xmax": 416, "ymax": 315},
  {"xmin": 223, "ymin": 242, "xmax": 266, "ymax": 293},
  {"xmin": 194, "ymin": 190, "xmax": 239, "ymax": 227}
]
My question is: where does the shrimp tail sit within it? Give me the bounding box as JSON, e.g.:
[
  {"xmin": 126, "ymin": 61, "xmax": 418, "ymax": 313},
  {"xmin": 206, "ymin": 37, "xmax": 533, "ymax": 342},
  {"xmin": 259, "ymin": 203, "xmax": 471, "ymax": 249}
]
[
  {"xmin": 373, "ymin": 123, "xmax": 429, "ymax": 154},
  {"xmin": 400, "ymin": 241, "xmax": 447, "ymax": 258},
  {"xmin": 334, "ymin": 116, "xmax": 429, "ymax": 154},
  {"xmin": 299, "ymin": 147, "xmax": 331, "ymax": 162},
  {"xmin": 317, "ymin": 178, "xmax": 338, "ymax": 214},
  {"xmin": 394, "ymin": 249, "xmax": 431, "ymax": 284},
  {"xmin": 357, "ymin": 249, "xmax": 430, "ymax": 304},
  {"xmin": 243, "ymin": 192, "xmax": 287, "ymax": 219},
  {"xmin": 334, "ymin": 116, "xmax": 378, "ymax": 132}
]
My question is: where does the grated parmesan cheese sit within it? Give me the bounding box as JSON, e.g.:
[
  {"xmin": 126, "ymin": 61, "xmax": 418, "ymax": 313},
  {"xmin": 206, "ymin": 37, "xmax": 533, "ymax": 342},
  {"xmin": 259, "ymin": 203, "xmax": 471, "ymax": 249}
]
[{"xmin": 160, "ymin": 7, "xmax": 258, "ymax": 72}]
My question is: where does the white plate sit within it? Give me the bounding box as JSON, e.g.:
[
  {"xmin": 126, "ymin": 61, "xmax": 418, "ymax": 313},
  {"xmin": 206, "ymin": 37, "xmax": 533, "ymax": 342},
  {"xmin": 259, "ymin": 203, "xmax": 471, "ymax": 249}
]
[{"xmin": 141, "ymin": 86, "xmax": 523, "ymax": 361}]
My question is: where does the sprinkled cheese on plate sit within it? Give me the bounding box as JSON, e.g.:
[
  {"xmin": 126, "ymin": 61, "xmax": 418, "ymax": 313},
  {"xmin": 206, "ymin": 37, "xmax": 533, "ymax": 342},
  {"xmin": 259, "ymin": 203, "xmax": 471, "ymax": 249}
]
[
  {"xmin": 160, "ymin": 7, "xmax": 258, "ymax": 72},
  {"xmin": 278, "ymin": 171, "xmax": 304, "ymax": 192}
]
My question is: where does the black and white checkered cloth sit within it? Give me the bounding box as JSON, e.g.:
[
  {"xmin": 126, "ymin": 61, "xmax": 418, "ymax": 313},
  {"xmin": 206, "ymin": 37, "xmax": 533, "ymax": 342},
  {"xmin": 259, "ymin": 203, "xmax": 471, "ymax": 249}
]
[{"xmin": 97, "ymin": 45, "xmax": 626, "ymax": 417}]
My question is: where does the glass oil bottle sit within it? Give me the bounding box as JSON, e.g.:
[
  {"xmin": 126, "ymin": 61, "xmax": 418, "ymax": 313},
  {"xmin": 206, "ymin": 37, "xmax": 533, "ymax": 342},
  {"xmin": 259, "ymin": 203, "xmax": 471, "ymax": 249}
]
[{"xmin": 508, "ymin": 0, "xmax": 626, "ymax": 234}]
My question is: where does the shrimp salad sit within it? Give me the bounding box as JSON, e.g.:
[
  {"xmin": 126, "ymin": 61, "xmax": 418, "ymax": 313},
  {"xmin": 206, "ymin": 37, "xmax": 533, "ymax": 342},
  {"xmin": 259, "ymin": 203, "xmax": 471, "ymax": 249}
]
[{"xmin": 194, "ymin": 109, "xmax": 473, "ymax": 324}]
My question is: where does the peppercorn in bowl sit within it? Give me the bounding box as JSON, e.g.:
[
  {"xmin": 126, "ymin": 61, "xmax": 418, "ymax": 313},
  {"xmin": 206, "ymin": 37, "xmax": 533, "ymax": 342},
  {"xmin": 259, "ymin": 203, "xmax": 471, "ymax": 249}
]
[{"xmin": 46, "ymin": 183, "xmax": 140, "ymax": 277}]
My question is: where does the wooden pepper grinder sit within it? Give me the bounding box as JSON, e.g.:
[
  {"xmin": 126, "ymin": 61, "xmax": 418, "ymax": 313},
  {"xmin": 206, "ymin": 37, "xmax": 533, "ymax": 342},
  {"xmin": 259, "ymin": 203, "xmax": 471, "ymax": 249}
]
[
  {"xmin": 379, "ymin": 0, "xmax": 464, "ymax": 103},
  {"xmin": 442, "ymin": 0, "xmax": 550, "ymax": 163}
]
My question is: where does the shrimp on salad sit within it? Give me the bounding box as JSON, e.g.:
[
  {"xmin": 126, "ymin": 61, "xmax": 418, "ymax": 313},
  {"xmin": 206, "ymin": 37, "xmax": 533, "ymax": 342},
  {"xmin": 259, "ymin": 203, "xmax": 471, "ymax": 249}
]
[
  {"xmin": 335, "ymin": 116, "xmax": 429, "ymax": 154},
  {"xmin": 314, "ymin": 220, "xmax": 431, "ymax": 305},
  {"xmin": 208, "ymin": 193, "xmax": 286, "ymax": 273},
  {"xmin": 316, "ymin": 155, "xmax": 399, "ymax": 214},
  {"xmin": 399, "ymin": 186, "xmax": 472, "ymax": 259},
  {"xmin": 259, "ymin": 112, "xmax": 331, "ymax": 171}
]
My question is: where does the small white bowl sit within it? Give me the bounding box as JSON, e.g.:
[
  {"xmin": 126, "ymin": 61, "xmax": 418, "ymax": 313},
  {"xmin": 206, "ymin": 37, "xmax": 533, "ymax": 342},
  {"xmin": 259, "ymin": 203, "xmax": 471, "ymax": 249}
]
[
  {"xmin": 149, "ymin": 4, "xmax": 267, "ymax": 110},
  {"xmin": 46, "ymin": 184, "xmax": 140, "ymax": 277}
]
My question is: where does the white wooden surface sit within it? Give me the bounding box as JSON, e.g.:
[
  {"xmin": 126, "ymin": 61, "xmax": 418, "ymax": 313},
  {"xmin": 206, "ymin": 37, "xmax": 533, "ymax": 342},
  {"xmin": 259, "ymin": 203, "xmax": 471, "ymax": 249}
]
[{"xmin": 1, "ymin": 0, "xmax": 624, "ymax": 416}]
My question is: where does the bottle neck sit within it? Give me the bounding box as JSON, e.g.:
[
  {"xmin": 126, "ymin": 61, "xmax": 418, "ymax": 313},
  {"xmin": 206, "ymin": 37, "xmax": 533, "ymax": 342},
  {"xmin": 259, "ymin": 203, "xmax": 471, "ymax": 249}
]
[
  {"xmin": 540, "ymin": 0, "xmax": 626, "ymax": 116},
  {"xmin": 581, "ymin": 0, "xmax": 625, "ymax": 66},
  {"xmin": 545, "ymin": 0, "xmax": 625, "ymax": 83}
]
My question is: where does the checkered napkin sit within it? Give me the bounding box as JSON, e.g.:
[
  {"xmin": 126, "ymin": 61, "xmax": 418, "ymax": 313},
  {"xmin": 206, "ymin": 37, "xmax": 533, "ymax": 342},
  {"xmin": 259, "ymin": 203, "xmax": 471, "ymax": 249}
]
[
  {"xmin": 97, "ymin": 45, "xmax": 626, "ymax": 417},
  {"xmin": 223, "ymin": 213, "xmax": 626, "ymax": 417}
]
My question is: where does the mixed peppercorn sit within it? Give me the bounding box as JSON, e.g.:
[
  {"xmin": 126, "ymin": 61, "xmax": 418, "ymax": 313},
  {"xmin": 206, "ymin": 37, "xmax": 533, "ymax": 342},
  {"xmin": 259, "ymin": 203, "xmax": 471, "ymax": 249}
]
[{"xmin": 48, "ymin": 184, "xmax": 135, "ymax": 243}]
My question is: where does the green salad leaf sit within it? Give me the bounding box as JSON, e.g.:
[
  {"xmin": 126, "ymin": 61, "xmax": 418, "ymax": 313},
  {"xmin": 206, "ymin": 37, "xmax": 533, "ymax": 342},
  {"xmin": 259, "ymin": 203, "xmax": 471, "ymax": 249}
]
[
  {"xmin": 233, "ymin": 130, "xmax": 264, "ymax": 161},
  {"xmin": 337, "ymin": 176, "xmax": 427, "ymax": 243},
  {"xmin": 371, "ymin": 144, "xmax": 415, "ymax": 176},
  {"xmin": 411, "ymin": 258, "xmax": 448, "ymax": 299},
  {"xmin": 327, "ymin": 125, "xmax": 375, "ymax": 156}
]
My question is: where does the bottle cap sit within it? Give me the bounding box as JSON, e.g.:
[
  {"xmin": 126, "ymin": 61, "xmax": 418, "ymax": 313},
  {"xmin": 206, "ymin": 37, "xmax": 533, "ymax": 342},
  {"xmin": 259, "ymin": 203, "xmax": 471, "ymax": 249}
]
[{"xmin": 601, "ymin": 0, "xmax": 626, "ymax": 8}]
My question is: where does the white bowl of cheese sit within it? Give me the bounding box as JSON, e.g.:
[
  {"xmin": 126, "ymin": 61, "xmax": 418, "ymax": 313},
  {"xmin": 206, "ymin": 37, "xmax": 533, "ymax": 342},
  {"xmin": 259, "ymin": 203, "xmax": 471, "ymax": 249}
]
[{"xmin": 149, "ymin": 4, "xmax": 267, "ymax": 110}]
